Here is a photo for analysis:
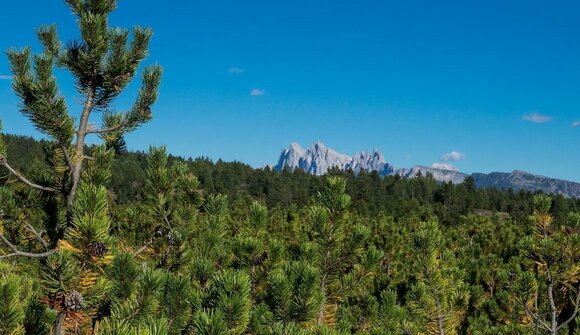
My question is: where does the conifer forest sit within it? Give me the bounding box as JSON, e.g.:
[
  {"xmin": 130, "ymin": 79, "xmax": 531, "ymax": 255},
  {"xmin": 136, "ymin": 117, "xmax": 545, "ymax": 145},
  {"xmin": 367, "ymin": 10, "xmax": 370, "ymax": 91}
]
[{"xmin": 0, "ymin": 1, "xmax": 579, "ymax": 334}]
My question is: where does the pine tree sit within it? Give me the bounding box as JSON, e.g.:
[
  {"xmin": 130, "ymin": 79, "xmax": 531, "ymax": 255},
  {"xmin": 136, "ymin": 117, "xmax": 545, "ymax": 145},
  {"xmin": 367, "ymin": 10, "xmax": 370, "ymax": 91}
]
[
  {"xmin": 371, "ymin": 290, "xmax": 416, "ymax": 334},
  {"xmin": 309, "ymin": 176, "xmax": 383, "ymax": 327},
  {"xmin": 513, "ymin": 195, "xmax": 580, "ymax": 334},
  {"xmin": 0, "ymin": 0, "xmax": 161, "ymax": 333},
  {"xmin": 192, "ymin": 268, "xmax": 253, "ymax": 335},
  {"xmin": 133, "ymin": 146, "xmax": 202, "ymax": 270},
  {"xmin": 232, "ymin": 202, "xmax": 271, "ymax": 298},
  {"xmin": 407, "ymin": 220, "xmax": 470, "ymax": 335},
  {"xmin": 0, "ymin": 0, "xmax": 161, "ymax": 257}
]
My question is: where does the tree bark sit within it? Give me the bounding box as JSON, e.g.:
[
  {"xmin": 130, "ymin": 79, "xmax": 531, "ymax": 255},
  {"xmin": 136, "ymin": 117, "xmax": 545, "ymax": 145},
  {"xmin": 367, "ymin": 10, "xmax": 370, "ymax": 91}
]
[
  {"xmin": 66, "ymin": 89, "xmax": 94, "ymax": 210},
  {"xmin": 55, "ymin": 313, "xmax": 66, "ymax": 335},
  {"xmin": 435, "ymin": 295, "xmax": 446, "ymax": 335},
  {"xmin": 547, "ymin": 280, "xmax": 557, "ymax": 335},
  {"xmin": 318, "ymin": 274, "xmax": 327, "ymax": 325}
]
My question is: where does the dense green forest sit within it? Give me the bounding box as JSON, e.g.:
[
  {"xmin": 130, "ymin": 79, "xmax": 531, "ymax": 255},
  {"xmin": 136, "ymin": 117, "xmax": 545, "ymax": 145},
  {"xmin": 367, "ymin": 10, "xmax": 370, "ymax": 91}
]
[
  {"xmin": 5, "ymin": 133, "xmax": 580, "ymax": 224},
  {"xmin": 1, "ymin": 1, "xmax": 579, "ymax": 334}
]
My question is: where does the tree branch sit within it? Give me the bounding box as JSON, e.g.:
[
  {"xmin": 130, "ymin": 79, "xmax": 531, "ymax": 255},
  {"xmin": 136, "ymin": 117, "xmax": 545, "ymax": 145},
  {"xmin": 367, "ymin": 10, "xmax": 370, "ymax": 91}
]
[
  {"xmin": 521, "ymin": 296, "xmax": 551, "ymax": 332},
  {"xmin": 85, "ymin": 122, "xmax": 125, "ymax": 135},
  {"xmin": 0, "ymin": 155, "xmax": 57, "ymax": 193},
  {"xmin": 60, "ymin": 144, "xmax": 74, "ymax": 171},
  {"xmin": 556, "ymin": 286, "xmax": 580, "ymax": 332},
  {"xmin": 133, "ymin": 224, "xmax": 165, "ymax": 257},
  {"xmin": 0, "ymin": 232, "xmax": 56, "ymax": 259},
  {"xmin": 24, "ymin": 222, "xmax": 50, "ymax": 249},
  {"xmin": 433, "ymin": 291, "xmax": 446, "ymax": 335},
  {"xmin": 133, "ymin": 238, "xmax": 155, "ymax": 256}
]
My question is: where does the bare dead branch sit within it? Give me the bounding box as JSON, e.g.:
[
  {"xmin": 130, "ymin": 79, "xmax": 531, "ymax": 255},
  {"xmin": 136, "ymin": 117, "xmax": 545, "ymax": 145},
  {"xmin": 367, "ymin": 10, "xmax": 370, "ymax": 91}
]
[
  {"xmin": 60, "ymin": 144, "xmax": 74, "ymax": 171},
  {"xmin": 0, "ymin": 155, "xmax": 58, "ymax": 193},
  {"xmin": 556, "ymin": 286, "xmax": 580, "ymax": 332},
  {"xmin": 133, "ymin": 239, "xmax": 155, "ymax": 257},
  {"xmin": 85, "ymin": 122, "xmax": 125, "ymax": 135},
  {"xmin": 24, "ymin": 222, "xmax": 50, "ymax": 249},
  {"xmin": 0, "ymin": 233, "xmax": 56, "ymax": 259},
  {"xmin": 134, "ymin": 224, "xmax": 165, "ymax": 257},
  {"xmin": 521, "ymin": 297, "xmax": 551, "ymax": 332}
]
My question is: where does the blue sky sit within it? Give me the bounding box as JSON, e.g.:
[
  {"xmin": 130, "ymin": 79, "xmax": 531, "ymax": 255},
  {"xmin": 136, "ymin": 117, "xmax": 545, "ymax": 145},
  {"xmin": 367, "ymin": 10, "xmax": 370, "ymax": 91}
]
[{"xmin": 1, "ymin": 0, "xmax": 579, "ymax": 181}]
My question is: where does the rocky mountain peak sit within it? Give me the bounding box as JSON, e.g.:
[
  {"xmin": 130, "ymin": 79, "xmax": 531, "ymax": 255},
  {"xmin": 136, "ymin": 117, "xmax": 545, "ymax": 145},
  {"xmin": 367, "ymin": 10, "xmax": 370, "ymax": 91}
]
[
  {"xmin": 276, "ymin": 141, "xmax": 394, "ymax": 176},
  {"xmin": 274, "ymin": 142, "xmax": 580, "ymax": 198}
]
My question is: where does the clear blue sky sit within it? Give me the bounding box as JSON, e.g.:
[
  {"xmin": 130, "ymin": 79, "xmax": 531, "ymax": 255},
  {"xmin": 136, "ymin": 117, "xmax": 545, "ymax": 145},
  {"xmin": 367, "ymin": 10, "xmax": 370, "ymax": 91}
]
[{"xmin": 1, "ymin": 0, "xmax": 579, "ymax": 181}]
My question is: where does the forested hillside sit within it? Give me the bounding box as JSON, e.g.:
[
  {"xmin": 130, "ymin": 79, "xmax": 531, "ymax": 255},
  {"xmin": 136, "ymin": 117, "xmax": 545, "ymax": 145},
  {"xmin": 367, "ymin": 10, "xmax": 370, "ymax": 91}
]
[
  {"xmin": 5, "ymin": 134, "xmax": 580, "ymax": 224},
  {"xmin": 0, "ymin": 1, "xmax": 578, "ymax": 334}
]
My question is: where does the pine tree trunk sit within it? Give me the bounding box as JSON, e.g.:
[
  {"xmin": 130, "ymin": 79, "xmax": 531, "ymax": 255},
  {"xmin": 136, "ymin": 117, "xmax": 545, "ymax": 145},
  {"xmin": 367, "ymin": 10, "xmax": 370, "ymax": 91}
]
[
  {"xmin": 66, "ymin": 89, "xmax": 94, "ymax": 211},
  {"xmin": 435, "ymin": 295, "xmax": 446, "ymax": 335},
  {"xmin": 55, "ymin": 313, "xmax": 66, "ymax": 335},
  {"xmin": 318, "ymin": 275, "xmax": 327, "ymax": 325},
  {"xmin": 548, "ymin": 281, "xmax": 557, "ymax": 335}
]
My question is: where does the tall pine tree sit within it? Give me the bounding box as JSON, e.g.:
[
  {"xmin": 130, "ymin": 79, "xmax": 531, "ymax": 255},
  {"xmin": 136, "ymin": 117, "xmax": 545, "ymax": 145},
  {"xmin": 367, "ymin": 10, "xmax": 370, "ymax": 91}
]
[
  {"xmin": 514, "ymin": 195, "xmax": 580, "ymax": 334},
  {"xmin": 0, "ymin": 0, "xmax": 161, "ymax": 333}
]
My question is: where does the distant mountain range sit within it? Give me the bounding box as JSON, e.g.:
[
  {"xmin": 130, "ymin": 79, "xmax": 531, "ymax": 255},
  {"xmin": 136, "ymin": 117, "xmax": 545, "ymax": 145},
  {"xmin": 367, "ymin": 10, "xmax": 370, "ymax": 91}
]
[{"xmin": 274, "ymin": 141, "xmax": 580, "ymax": 198}]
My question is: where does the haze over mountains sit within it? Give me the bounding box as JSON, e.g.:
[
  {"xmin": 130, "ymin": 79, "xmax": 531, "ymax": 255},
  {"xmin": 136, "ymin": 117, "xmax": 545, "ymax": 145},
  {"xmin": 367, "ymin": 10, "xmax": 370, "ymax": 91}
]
[{"xmin": 275, "ymin": 142, "xmax": 580, "ymax": 198}]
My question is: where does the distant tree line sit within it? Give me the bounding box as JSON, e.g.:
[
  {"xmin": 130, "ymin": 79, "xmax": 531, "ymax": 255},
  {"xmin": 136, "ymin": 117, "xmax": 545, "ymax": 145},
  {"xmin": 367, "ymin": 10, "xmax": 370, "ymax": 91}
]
[{"xmin": 4, "ymin": 133, "xmax": 579, "ymax": 225}]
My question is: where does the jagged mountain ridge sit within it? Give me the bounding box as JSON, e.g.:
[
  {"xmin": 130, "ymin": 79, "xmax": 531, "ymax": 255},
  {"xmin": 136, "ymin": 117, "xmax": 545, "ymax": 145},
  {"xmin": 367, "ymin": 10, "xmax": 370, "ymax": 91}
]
[
  {"xmin": 275, "ymin": 142, "xmax": 580, "ymax": 198},
  {"xmin": 275, "ymin": 141, "xmax": 395, "ymax": 177}
]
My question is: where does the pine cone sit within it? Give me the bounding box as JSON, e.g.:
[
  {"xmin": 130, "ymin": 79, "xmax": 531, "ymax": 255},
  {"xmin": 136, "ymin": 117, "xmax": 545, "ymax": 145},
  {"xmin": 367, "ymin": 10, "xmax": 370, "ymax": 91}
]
[
  {"xmin": 88, "ymin": 241, "xmax": 108, "ymax": 257},
  {"xmin": 64, "ymin": 290, "xmax": 84, "ymax": 311},
  {"xmin": 154, "ymin": 226, "xmax": 165, "ymax": 238},
  {"xmin": 565, "ymin": 225, "xmax": 579, "ymax": 235},
  {"xmin": 252, "ymin": 251, "xmax": 268, "ymax": 266}
]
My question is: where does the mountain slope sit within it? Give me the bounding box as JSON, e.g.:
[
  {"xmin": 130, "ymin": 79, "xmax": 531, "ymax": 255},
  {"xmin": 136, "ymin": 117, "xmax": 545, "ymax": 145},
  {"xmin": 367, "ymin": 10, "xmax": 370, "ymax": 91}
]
[
  {"xmin": 396, "ymin": 166, "xmax": 468, "ymax": 184},
  {"xmin": 472, "ymin": 170, "xmax": 580, "ymax": 198}
]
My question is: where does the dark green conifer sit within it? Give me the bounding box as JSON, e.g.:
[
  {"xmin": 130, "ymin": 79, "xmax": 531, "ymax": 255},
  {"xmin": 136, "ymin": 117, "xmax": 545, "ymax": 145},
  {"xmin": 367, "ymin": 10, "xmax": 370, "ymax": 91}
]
[
  {"xmin": 309, "ymin": 176, "xmax": 383, "ymax": 327},
  {"xmin": 407, "ymin": 220, "xmax": 470, "ymax": 335},
  {"xmin": 513, "ymin": 195, "xmax": 580, "ymax": 334}
]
